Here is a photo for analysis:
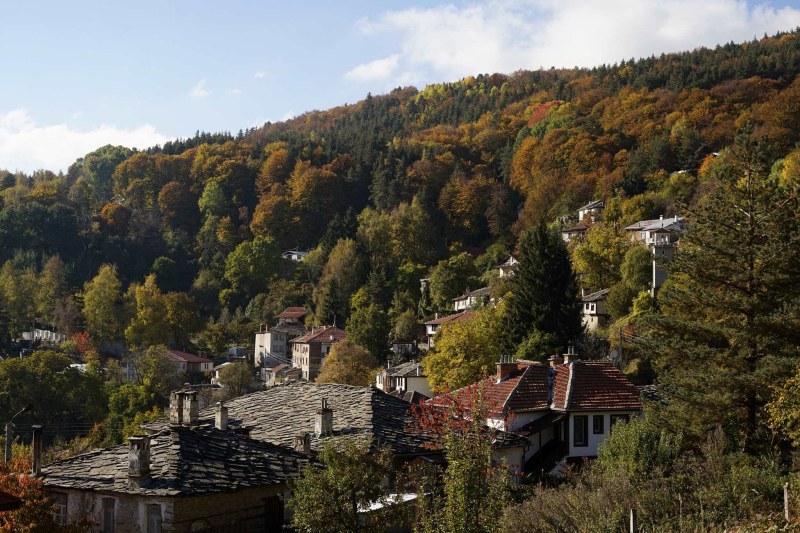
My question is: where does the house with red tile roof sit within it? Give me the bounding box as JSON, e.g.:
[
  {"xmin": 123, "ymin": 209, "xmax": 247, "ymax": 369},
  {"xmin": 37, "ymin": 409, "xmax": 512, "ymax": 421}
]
[
  {"xmin": 290, "ymin": 326, "xmax": 346, "ymax": 381},
  {"xmin": 166, "ymin": 349, "xmax": 213, "ymax": 374},
  {"xmin": 446, "ymin": 348, "xmax": 642, "ymax": 474},
  {"xmin": 275, "ymin": 306, "xmax": 309, "ymax": 324}
]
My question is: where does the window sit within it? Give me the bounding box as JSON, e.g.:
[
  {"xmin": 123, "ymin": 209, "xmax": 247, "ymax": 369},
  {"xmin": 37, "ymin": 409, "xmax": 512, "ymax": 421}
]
[
  {"xmin": 52, "ymin": 492, "xmax": 67, "ymax": 525},
  {"xmin": 593, "ymin": 415, "xmax": 604, "ymax": 434},
  {"xmin": 610, "ymin": 414, "xmax": 630, "ymax": 430},
  {"xmin": 102, "ymin": 497, "xmax": 115, "ymax": 533},
  {"xmin": 573, "ymin": 416, "xmax": 588, "ymax": 447},
  {"xmin": 147, "ymin": 504, "xmax": 162, "ymax": 533}
]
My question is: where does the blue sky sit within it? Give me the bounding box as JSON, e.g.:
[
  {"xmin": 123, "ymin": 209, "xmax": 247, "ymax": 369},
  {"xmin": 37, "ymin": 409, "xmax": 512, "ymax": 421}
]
[{"xmin": 3, "ymin": 0, "xmax": 800, "ymax": 173}]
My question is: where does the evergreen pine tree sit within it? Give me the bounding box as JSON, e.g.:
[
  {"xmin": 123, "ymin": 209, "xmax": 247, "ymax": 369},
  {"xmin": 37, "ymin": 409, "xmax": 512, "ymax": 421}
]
[
  {"xmin": 500, "ymin": 220, "xmax": 582, "ymax": 356},
  {"xmin": 641, "ymin": 134, "xmax": 800, "ymax": 451}
]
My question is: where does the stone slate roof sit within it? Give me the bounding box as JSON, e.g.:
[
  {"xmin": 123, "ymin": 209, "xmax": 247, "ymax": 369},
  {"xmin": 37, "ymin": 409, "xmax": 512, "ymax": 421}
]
[
  {"xmin": 453, "ymin": 286, "xmax": 491, "ymax": 301},
  {"xmin": 578, "ymin": 199, "xmax": 604, "ymax": 212},
  {"xmin": 384, "ymin": 361, "xmax": 425, "ymax": 378},
  {"xmin": 291, "ymin": 326, "xmax": 346, "ymax": 344},
  {"xmin": 582, "ymin": 288, "xmax": 611, "ymax": 302},
  {"xmin": 42, "ymin": 426, "xmax": 314, "ymax": 496},
  {"xmin": 148, "ymin": 382, "xmax": 435, "ymax": 457},
  {"xmin": 270, "ymin": 323, "xmax": 308, "ymax": 336}
]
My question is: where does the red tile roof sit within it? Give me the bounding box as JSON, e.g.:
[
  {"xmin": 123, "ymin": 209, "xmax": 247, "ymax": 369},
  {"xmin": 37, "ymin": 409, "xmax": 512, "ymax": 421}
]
[
  {"xmin": 277, "ymin": 307, "xmax": 309, "ymax": 319},
  {"xmin": 424, "ymin": 311, "xmax": 474, "ymax": 326},
  {"xmin": 291, "ymin": 326, "xmax": 346, "ymax": 344},
  {"xmin": 167, "ymin": 350, "xmax": 213, "ymax": 364},
  {"xmin": 447, "ymin": 362, "xmax": 550, "ymax": 418},
  {"xmin": 564, "ymin": 361, "xmax": 642, "ymax": 410}
]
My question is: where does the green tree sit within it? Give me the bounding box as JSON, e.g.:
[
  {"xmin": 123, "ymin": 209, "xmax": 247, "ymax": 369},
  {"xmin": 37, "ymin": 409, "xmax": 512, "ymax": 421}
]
[
  {"xmin": 217, "ymin": 361, "xmax": 256, "ymax": 399},
  {"xmin": 345, "ymin": 304, "xmax": 391, "ymax": 360},
  {"xmin": 222, "ymin": 235, "xmax": 281, "ymax": 306},
  {"xmin": 82, "ymin": 264, "xmax": 123, "ymax": 347},
  {"xmin": 571, "ymin": 224, "xmax": 630, "ymax": 291},
  {"xmin": 423, "ymin": 306, "xmax": 501, "ymax": 392},
  {"xmin": 316, "ymin": 340, "xmax": 379, "ymax": 386},
  {"xmin": 290, "ymin": 441, "xmax": 398, "ymax": 533},
  {"xmin": 428, "ymin": 253, "xmax": 479, "ymax": 312},
  {"xmin": 640, "ymin": 138, "xmax": 800, "ymax": 450},
  {"xmin": 124, "ymin": 274, "xmax": 170, "ymax": 349},
  {"xmin": 500, "ymin": 221, "xmax": 583, "ymax": 355},
  {"xmin": 84, "ymin": 144, "xmax": 133, "ymax": 202}
]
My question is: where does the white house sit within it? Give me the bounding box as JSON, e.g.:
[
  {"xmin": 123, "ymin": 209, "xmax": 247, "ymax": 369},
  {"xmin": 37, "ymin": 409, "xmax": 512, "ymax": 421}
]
[
  {"xmin": 625, "ymin": 215, "xmax": 685, "ymax": 293},
  {"xmin": 498, "ymin": 255, "xmax": 519, "ymax": 278},
  {"xmin": 577, "ymin": 199, "xmax": 604, "ymax": 222},
  {"xmin": 448, "ymin": 349, "xmax": 642, "ymax": 474},
  {"xmin": 453, "ymin": 287, "xmax": 491, "ymax": 311},
  {"xmin": 581, "ymin": 288, "xmax": 611, "ymax": 331},
  {"xmin": 423, "ymin": 311, "xmax": 474, "ymax": 348},
  {"xmin": 281, "ymin": 249, "xmax": 309, "ymax": 262},
  {"xmin": 375, "ymin": 361, "xmax": 432, "ymax": 399}
]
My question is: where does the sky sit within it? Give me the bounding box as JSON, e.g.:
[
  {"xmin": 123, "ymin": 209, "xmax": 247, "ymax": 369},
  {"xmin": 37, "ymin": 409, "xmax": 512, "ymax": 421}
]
[{"xmin": 3, "ymin": 0, "xmax": 800, "ymax": 173}]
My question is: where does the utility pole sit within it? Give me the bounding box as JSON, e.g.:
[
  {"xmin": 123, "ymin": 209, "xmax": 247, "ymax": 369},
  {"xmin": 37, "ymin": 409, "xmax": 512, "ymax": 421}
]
[{"xmin": 4, "ymin": 404, "xmax": 32, "ymax": 463}]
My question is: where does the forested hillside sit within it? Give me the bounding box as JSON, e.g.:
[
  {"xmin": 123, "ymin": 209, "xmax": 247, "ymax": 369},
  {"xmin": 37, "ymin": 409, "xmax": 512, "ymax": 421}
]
[{"xmin": 2, "ymin": 30, "xmax": 800, "ymax": 441}]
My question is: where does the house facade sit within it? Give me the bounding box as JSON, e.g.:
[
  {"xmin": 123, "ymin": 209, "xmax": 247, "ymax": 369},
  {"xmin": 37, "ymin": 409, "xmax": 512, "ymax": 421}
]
[
  {"xmin": 497, "ymin": 255, "xmax": 518, "ymax": 278},
  {"xmin": 42, "ymin": 392, "xmax": 313, "ymax": 533},
  {"xmin": 290, "ymin": 326, "xmax": 346, "ymax": 381},
  {"xmin": 625, "ymin": 215, "xmax": 685, "ymax": 293},
  {"xmin": 423, "ymin": 311, "xmax": 474, "ymax": 348},
  {"xmin": 453, "ymin": 287, "xmax": 491, "ymax": 311},
  {"xmin": 577, "ymin": 199, "xmax": 604, "ymax": 222},
  {"xmin": 254, "ymin": 323, "xmax": 307, "ymax": 368},
  {"xmin": 375, "ymin": 361, "xmax": 432, "ymax": 399},
  {"xmin": 581, "ymin": 288, "xmax": 611, "ymax": 331},
  {"xmin": 166, "ymin": 350, "xmax": 213, "ymax": 374},
  {"xmin": 454, "ymin": 350, "xmax": 642, "ymax": 474}
]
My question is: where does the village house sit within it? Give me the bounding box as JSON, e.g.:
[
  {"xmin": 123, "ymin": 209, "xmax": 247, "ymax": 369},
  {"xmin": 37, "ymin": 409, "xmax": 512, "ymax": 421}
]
[
  {"xmin": 452, "ymin": 349, "xmax": 642, "ymax": 475},
  {"xmin": 581, "ymin": 288, "xmax": 611, "ymax": 331},
  {"xmin": 166, "ymin": 350, "xmax": 213, "ymax": 374},
  {"xmin": 262, "ymin": 363, "xmax": 302, "ymax": 387},
  {"xmin": 625, "ymin": 215, "xmax": 685, "ymax": 292},
  {"xmin": 254, "ymin": 322, "xmax": 307, "ymax": 368},
  {"xmin": 275, "ymin": 307, "xmax": 309, "ymax": 325},
  {"xmin": 281, "ymin": 249, "xmax": 309, "ymax": 262},
  {"xmin": 41, "ymin": 391, "xmax": 314, "ymax": 533},
  {"xmin": 497, "ymin": 255, "xmax": 519, "ymax": 278},
  {"xmin": 453, "ymin": 287, "xmax": 491, "ymax": 311},
  {"xmin": 375, "ymin": 361, "xmax": 432, "ymax": 401},
  {"xmin": 423, "ymin": 311, "xmax": 474, "ymax": 348},
  {"xmin": 577, "ymin": 199, "xmax": 604, "ymax": 222},
  {"xmin": 290, "ymin": 325, "xmax": 346, "ymax": 381},
  {"xmin": 560, "ymin": 222, "xmax": 589, "ymax": 243}
]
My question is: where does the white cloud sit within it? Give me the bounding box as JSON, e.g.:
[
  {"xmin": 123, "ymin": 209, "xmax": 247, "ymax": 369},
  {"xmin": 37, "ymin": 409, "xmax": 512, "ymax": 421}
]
[
  {"xmin": 189, "ymin": 79, "xmax": 211, "ymax": 99},
  {"xmin": 345, "ymin": 54, "xmax": 401, "ymax": 82},
  {"xmin": 0, "ymin": 108, "xmax": 169, "ymax": 173},
  {"xmin": 254, "ymin": 71, "xmax": 266, "ymax": 79},
  {"xmin": 230, "ymin": 88, "xmax": 243, "ymax": 96},
  {"xmin": 353, "ymin": 0, "xmax": 800, "ymax": 82}
]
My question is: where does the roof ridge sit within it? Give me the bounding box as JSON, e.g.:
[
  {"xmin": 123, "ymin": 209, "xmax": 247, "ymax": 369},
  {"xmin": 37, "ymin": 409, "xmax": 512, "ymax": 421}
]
[{"xmin": 563, "ymin": 364, "xmax": 575, "ymax": 410}]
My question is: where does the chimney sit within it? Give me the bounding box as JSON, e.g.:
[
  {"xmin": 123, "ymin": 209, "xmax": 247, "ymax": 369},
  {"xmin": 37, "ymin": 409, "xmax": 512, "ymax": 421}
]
[
  {"xmin": 549, "ymin": 354, "xmax": 564, "ymax": 367},
  {"xmin": 581, "ymin": 287, "xmax": 591, "ymax": 297},
  {"xmin": 182, "ymin": 390, "xmax": 198, "ymax": 426},
  {"xmin": 294, "ymin": 433, "xmax": 311, "ymax": 454},
  {"xmin": 563, "ymin": 346, "xmax": 577, "ymax": 365},
  {"xmin": 128, "ymin": 436, "xmax": 150, "ymax": 481},
  {"xmin": 215, "ymin": 402, "xmax": 228, "ymax": 431},
  {"xmin": 31, "ymin": 425, "xmax": 43, "ymax": 476},
  {"xmin": 169, "ymin": 390, "xmax": 184, "ymax": 425},
  {"xmin": 315, "ymin": 399, "xmax": 333, "ymax": 437},
  {"xmin": 496, "ymin": 354, "xmax": 516, "ymax": 383},
  {"xmin": 659, "ymin": 215, "xmax": 664, "ymax": 221}
]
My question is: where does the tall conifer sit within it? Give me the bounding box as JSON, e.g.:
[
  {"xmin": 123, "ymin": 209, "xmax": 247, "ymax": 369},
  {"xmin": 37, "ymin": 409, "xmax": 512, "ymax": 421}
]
[{"xmin": 500, "ymin": 220, "xmax": 582, "ymax": 356}]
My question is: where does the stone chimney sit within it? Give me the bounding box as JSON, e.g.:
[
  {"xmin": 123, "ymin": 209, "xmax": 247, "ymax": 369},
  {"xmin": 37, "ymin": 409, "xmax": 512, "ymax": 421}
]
[
  {"xmin": 549, "ymin": 354, "xmax": 564, "ymax": 367},
  {"xmin": 128, "ymin": 435, "xmax": 150, "ymax": 481},
  {"xmin": 215, "ymin": 402, "xmax": 228, "ymax": 431},
  {"xmin": 169, "ymin": 390, "xmax": 184, "ymax": 426},
  {"xmin": 563, "ymin": 346, "xmax": 577, "ymax": 365},
  {"xmin": 182, "ymin": 390, "xmax": 198, "ymax": 426},
  {"xmin": 496, "ymin": 354, "xmax": 516, "ymax": 383},
  {"xmin": 581, "ymin": 287, "xmax": 591, "ymax": 297},
  {"xmin": 294, "ymin": 433, "xmax": 311, "ymax": 454},
  {"xmin": 315, "ymin": 399, "xmax": 333, "ymax": 437},
  {"xmin": 31, "ymin": 425, "xmax": 43, "ymax": 476}
]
